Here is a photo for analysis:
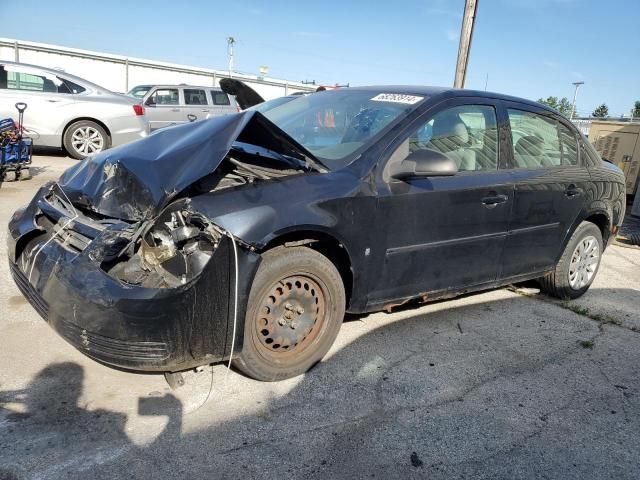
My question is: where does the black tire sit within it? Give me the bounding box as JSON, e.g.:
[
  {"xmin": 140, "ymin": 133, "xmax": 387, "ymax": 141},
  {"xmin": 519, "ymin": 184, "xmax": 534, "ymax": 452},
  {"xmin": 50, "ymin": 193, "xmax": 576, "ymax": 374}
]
[
  {"xmin": 63, "ymin": 120, "xmax": 110, "ymax": 160},
  {"xmin": 233, "ymin": 246, "xmax": 345, "ymax": 381},
  {"xmin": 539, "ymin": 221, "xmax": 603, "ymax": 299}
]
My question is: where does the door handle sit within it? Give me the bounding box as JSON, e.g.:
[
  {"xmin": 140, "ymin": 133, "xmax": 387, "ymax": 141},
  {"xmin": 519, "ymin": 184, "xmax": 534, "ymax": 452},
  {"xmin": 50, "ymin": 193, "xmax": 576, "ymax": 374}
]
[
  {"xmin": 46, "ymin": 99, "xmax": 61, "ymax": 103},
  {"xmin": 170, "ymin": 108, "xmax": 180, "ymax": 112},
  {"xmin": 201, "ymin": 109, "xmax": 210, "ymax": 112},
  {"xmin": 482, "ymin": 194, "xmax": 508, "ymax": 208},
  {"xmin": 565, "ymin": 185, "xmax": 583, "ymax": 198}
]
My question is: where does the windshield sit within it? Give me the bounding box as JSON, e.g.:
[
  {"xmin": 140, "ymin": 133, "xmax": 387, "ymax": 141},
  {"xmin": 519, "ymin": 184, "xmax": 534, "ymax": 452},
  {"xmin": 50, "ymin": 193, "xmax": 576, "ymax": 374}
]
[
  {"xmin": 247, "ymin": 95, "xmax": 298, "ymax": 113},
  {"xmin": 259, "ymin": 90, "xmax": 425, "ymax": 169},
  {"xmin": 127, "ymin": 86, "xmax": 151, "ymax": 99}
]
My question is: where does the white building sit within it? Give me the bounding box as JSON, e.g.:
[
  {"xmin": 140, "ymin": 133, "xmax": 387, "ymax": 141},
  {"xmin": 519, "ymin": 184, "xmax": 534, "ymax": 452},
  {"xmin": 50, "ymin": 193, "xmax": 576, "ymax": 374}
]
[{"xmin": 0, "ymin": 38, "xmax": 316, "ymax": 100}]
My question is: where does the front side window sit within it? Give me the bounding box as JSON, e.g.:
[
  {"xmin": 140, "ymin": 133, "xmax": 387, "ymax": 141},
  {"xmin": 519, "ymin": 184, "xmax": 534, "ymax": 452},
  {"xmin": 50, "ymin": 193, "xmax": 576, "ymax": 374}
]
[
  {"xmin": 508, "ymin": 109, "xmax": 563, "ymax": 168},
  {"xmin": 184, "ymin": 89, "xmax": 208, "ymax": 105},
  {"xmin": 392, "ymin": 104, "xmax": 499, "ymax": 173},
  {"xmin": 149, "ymin": 88, "xmax": 179, "ymax": 105}
]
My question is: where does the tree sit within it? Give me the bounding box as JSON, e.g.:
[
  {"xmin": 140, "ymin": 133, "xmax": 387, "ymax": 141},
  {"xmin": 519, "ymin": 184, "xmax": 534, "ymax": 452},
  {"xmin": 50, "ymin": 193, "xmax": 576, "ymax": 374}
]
[
  {"xmin": 592, "ymin": 104, "xmax": 609, "ymax": 118},
  {"xmin": 537, "ymin": 96, "xmax": 573, "ymax": 117},
  {"xmin": 538, "ymin": 96, "xmax": 559, "ymax": 110},
  {"xmin": 632, "ymin": 101, "xmax": 640, "ymax": 119},
  {"xmin": 556, "ymin": 97, "xmax": 573, "ymax": 117}
]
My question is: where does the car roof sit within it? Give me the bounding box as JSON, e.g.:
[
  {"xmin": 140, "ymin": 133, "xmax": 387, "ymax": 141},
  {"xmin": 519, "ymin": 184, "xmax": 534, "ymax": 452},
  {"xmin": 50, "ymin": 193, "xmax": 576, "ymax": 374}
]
[
  {"xmin": 133, "ymin": 84, "xmax": 225, "ymax": 91},
  {"xmin": 344, "ymin": 85, "xmax": 559, "ymax": 116}
]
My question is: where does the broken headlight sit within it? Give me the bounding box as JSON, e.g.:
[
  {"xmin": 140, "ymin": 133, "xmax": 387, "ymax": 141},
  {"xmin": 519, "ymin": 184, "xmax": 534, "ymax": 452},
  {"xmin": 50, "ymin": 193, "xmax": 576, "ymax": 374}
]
[
  {"xmin": 106, "ymin": 206, "xmax": 224, "ymax": 288},
  {"xmin": 140, "ymin": 209, "xmax": 223, "ymax": 287}
]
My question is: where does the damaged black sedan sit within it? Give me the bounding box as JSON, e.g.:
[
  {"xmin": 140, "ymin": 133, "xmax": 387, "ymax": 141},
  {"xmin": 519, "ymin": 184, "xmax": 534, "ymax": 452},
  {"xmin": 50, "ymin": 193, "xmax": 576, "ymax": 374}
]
[{"xmin": 8, "ymin": 87, "xmax": 626, "ymax": 381}]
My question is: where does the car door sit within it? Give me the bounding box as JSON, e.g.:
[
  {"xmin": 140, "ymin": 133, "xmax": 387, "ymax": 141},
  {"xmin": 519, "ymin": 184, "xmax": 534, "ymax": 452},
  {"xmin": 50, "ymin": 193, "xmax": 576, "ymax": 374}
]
[
  {"xmin": 144, "ymin": 87, "xmax": 182, "ymax": 130},
  {"xmin": 499, "ymin": 102, "xmax": 589, "ymax": 279},
  {"xmin": 369, "ymin": 99, "xmax": 514, "ymax": 303},
  {"xmin": 182, "ymin": 88, "xmax": 209, "ymax": 122},
  {"xmin": 0, "ymin": 64, "xmax": 76, "ymax": 146}
]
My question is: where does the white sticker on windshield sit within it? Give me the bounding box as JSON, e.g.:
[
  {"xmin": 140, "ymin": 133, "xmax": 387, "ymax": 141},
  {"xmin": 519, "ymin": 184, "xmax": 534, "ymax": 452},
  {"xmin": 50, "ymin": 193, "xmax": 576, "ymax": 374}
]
[{"xmin": 370, "ymin": 93, "xmax": 424, "ymax": 105}]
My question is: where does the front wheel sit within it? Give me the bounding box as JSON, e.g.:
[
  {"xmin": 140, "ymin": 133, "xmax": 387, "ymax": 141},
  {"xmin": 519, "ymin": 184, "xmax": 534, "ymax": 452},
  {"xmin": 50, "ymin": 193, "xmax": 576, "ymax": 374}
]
[
  {"xmin": 233, "ymin": 246, "xmax": 345, "ymax": 381},
  {"xmin": 538, "ymin": 221, "xmax": 603, "ymax": 299},
  {"xmin": 63, "ymin": 120, "xmax": 110, "ymax": 159}
]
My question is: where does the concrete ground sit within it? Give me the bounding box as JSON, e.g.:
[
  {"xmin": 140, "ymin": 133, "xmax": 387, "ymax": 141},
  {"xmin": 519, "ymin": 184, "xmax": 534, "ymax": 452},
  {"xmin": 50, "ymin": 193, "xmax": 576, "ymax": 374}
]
[{"xmin": 1, "ymin": 154, "xmax": 640, "ymax": 480}]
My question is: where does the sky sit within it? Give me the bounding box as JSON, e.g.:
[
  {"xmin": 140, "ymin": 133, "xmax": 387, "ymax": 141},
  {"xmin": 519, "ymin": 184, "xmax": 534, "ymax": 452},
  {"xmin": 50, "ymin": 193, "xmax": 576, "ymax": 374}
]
[{"xmin": 1, "ymin": 0, "xmax": 638, "ymax": 116}]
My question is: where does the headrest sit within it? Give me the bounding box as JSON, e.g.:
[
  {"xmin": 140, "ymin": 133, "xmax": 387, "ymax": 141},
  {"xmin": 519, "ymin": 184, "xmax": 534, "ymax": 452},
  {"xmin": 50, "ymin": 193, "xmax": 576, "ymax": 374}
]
[{"xmin": 431, "ymin": 111, "xmax": 469, "ymax": 150}]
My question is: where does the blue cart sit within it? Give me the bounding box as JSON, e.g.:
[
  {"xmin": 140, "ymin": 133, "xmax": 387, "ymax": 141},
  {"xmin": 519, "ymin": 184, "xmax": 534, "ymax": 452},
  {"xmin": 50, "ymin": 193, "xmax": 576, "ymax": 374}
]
[{"xmin": 1, "ymin": 103, "xmax": 32, "ymax": 181}]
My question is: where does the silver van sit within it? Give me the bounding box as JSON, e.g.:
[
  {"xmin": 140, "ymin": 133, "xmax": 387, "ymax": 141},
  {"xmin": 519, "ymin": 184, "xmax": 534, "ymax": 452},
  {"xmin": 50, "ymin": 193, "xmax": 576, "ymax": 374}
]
[{"xmin": 127, "ymin": 85, "xmax": 239, "ymax": 130}]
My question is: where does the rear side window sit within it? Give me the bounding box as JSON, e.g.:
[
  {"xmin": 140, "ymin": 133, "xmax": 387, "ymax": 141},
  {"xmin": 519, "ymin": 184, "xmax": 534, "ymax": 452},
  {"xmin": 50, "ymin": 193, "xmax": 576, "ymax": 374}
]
[
  {"xmin": 184, "ymin": 89, "xmax": 208, "ymax": 105},
  {"xmin": 508, "ymin": 109, "xmax": 562, "ymax": 168},
  {"xmin": 581, "ymin": 140, "xmax": 601, "ymax": 167},
  {"xmin": 63, "ymin": 79, "xmax": 86, "ymax": 94},
  {"xmin": 212, "ymin": 91, "xmax": 231, "ymax": 105},
  {"xmin": 557, "ymin": 123, "xmax": 578, "ymax": 166}
]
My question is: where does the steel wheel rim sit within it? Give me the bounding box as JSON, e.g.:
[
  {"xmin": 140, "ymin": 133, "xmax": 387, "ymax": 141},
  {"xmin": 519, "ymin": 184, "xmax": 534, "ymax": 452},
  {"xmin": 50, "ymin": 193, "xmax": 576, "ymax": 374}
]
[
  {"xmin": 71, "ymin": 126, "xmax": 104, "ymax": 156},
  {"xmin": 568, "ymin": 235, "xmax": 599, "ymax": 290},
  {"xmin": 253, "ymin": 274, "xmax": 327, "ymax": 360}
]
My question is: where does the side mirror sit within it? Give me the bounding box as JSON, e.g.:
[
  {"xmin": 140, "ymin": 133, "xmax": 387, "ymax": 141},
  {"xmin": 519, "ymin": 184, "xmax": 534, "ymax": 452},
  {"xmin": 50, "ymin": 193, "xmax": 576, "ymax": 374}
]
[
  {"xmin": 145, "ymin": 96, "xmax": 156, "ymax": 107},
  {"xmin": 390, "ymin": 148, "xmax": 458, "ymax": 179}
]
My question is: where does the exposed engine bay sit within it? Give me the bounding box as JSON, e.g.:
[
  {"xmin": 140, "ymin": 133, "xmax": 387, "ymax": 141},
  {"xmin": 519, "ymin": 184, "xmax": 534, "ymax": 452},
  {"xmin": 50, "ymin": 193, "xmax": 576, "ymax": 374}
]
[
  {"xmin": 102, "ymin": 150, "xmax": 302, "ymax": 288},
  {"xmin": 32, "ymin": 111, "xmax": 319, "ymax": 290}
]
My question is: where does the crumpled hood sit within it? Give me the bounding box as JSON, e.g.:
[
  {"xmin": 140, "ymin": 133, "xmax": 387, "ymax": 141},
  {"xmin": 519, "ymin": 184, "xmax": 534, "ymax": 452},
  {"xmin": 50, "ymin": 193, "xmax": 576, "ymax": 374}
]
[{"xmin": 58, "ymin": 111, "xmax": 318, "ymax": 221}]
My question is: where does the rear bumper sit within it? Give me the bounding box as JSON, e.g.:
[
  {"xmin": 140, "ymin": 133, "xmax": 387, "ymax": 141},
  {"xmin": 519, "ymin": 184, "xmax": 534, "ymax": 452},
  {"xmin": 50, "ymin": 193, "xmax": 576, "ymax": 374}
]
[
  {"xmin": 7, "ymin": 184, "xmax": 259, "ymax": 372},
  {"xmin": 110, "ymin": 116, "xmax": 149, "ymax": 147}
]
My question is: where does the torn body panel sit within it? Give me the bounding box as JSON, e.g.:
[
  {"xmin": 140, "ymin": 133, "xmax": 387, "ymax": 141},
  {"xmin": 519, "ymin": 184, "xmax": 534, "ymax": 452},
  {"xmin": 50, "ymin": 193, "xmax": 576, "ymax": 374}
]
[
  {"xmin": 6, "ymin": 110, "xmax": 364, "ymax": 372},
  {"xmin": 8, "ymin": 184, "xmax": 261, "ymax": 371},
  {"xmin": 58, "ymin": 111, "xmax": 323, "ymax": 222}
]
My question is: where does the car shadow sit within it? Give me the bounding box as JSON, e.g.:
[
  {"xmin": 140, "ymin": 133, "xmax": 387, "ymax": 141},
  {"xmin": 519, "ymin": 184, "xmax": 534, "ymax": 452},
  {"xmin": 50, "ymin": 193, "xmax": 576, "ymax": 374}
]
[
  {"xmin": 2, "ymin": 288, "xmax": 640, "ymax": 479},
  {"xmin": 32, "ymin": 146, "xmax": 68, "ymax": 158}
]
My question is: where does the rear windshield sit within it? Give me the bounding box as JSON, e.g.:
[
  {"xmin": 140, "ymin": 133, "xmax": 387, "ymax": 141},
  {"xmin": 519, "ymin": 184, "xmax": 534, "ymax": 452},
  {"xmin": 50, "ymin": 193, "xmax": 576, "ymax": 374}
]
[
  {"xmin": 127, "ymin": 86, "xmax": 151, "ymax": 99},
  {"xmin": 212, "ymin": 91, "xmax": 231, "ymax": 105}
]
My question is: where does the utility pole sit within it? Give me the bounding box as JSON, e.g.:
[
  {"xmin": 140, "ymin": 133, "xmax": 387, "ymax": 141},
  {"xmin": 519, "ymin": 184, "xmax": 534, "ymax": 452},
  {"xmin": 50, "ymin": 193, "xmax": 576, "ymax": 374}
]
[
  {"xmin": 227, "ymin": 37, "xmax": 236, "ymax": 78},
  {"xmin": 570, "ymin": 81, "xmax": 584, "ymax": 120},
  {"xmin": 453, "ymin": 0, "xmax": 479, "ymax": 89}
]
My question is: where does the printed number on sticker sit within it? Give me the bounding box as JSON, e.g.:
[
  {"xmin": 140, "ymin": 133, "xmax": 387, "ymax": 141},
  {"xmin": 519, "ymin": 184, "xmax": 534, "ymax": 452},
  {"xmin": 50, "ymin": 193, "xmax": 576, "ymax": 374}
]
[{"xmin": 371, "ymin": 93, "xmax": 424, "ymax": 105}]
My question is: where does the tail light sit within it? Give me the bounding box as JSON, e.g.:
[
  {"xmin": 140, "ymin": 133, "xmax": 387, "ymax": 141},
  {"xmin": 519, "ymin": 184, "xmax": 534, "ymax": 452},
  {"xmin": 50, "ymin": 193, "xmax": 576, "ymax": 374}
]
[{"xmin": 133, "ymin": 104, "xmax": 145, "ymax": 116}]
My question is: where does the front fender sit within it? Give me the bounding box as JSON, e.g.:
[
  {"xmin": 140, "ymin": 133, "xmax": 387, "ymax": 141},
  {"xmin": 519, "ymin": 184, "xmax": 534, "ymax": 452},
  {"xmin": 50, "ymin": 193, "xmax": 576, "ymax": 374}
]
[{"xmin": 186, "ymin": 171, "xmax": 367, "ymax": 250}]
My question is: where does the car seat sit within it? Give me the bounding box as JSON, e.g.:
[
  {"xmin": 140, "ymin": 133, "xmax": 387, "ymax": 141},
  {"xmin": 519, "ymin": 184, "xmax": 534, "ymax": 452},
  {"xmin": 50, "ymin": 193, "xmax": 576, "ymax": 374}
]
[{"xmin": 426, "ymin": 111, "xmax": 476, "ymax": 171}]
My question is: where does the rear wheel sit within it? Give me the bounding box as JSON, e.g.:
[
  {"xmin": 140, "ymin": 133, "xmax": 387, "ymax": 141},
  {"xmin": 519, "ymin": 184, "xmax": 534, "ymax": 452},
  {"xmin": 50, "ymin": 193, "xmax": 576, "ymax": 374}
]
[
  {"xmin": 233, "ymin": 246, "xmax": 345, "ymax": 381},
  {"xmin": 63, "ymin": 120, "xmax": 109, "ymax": 159},
  {"xmin": 539, "ymin": 221, "xmax": 603, "ymax": 299}
]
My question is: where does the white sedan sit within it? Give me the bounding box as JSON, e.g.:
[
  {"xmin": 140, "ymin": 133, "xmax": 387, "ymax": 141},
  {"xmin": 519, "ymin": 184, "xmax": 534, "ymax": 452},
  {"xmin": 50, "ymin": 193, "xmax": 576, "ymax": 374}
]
[{"xmin": 0, "ymin": 61, "xmax": 149, "ymax": 159}]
